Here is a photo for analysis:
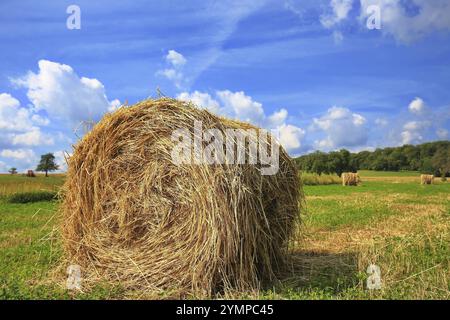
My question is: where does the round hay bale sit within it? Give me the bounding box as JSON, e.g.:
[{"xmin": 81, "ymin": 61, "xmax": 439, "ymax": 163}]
[
  {"xmin": 342, "ymin": 172, "xmax": 360, "ymax": 186},
  {"xmin": 420, "ymin": 174, "xmax": 434, "ymax": 185},
  {"xmin": 61, "ymin": 98, "xmax": 301, "ymax": 297}
]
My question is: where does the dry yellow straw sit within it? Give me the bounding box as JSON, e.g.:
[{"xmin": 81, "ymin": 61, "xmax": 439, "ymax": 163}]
[{"xmin": 61, "ymin": 98, "xmax": 301, "ymax": 297}]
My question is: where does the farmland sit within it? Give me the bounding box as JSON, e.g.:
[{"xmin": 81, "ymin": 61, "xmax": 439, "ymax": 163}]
[{"xmin": 0, "ymin": 172, "xmax": 449, "ymax": 299}]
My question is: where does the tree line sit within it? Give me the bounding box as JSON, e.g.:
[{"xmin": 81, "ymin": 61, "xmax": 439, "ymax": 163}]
[{"xmin": 295, "ymin": 141, "xmax": 450, "ymax": 177}]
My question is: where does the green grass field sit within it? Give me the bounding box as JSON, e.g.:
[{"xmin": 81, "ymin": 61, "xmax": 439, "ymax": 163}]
[
  {"xmin": 0, "ymin": 174, "xmax": 65, "ymax": 196},
  {"xmin": 0, "ymin": 172, "xmax": 449, "ymax": 299}
]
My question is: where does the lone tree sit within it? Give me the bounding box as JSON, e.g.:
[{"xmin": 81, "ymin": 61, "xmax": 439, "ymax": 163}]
[
  {"xmin": 8, "ymin": 167, "xmax": 17, "ymax": 175},
  {"xmin": 36, "ymin": 153, "xmax": 59, "ymax": 177}
]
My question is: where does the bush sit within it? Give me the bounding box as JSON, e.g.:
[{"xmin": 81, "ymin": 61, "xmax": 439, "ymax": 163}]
[{"xmin": 8, "ymin": 191, "xmax": 58, "ymax": 203}]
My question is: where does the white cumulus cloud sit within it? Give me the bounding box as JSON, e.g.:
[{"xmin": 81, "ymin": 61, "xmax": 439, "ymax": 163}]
[
  {"xmin": 166, "ymin": 50, "xmax": 187, "ymax": 67},
  {"xmin": 0, "ymin": 93, "xmax": 46, "ymax": 131},
  {"xmin": 321, "ymin": 0, "xmax": 353, "ymax": 28},
  {"xmin": 0, "ymin": 92, "xmax": 54, "ymax": 151},
  {"xmin": 400, "ymin": 120, "xmax": 431, "ymax": 144},
  {"xmin": 31, "ymin": 114, "xmax": 50, "ymax": 126},
  {"xmin": 360, "ymin": 0, "xmax": 450, "ymax": 43},
  {"xmin": 177, "ymin": 91, "xmax": 221, "ymax": 113},
  {"xmin": 157, "ymin": 50, "xmax": 187, "ymax": 89},
  {"xmin": 108, "ymin": 99, "xmax": 122, "ymax": 112},
  {"xmin": 267, "ymin": 108, "xmax": 288, "ymax": 127},
  {"xmin": 275, "ymin": 124, "xmax": 306, "ymax": 152},
  {"xmin": 216, "ymin": 90, "xmax": 266, "ymax": 125},
  {"xmin": 11, "ymin": 128, "xmax": 54, "ymax": 147},
  {"xmin": 408, "ymin": 97, "xmax": 426, "ymax": 114},
  {"xmin": 178, "ymin": 90, "xmax": 306, "ymax": 154},
  {"xmin": 12, "ymin": 60, "xmax": 120, "ymax": 126},
  {"xmin": 0, "ymin": 148, "xmax": 36, "ymax": 160},
  {"xmin": 157, "ymin": 69, "xmax": 185, "ymax": 88},
  {"xmin": 313, "ymin": 106, "xmax": 368, "ymax": 149}
]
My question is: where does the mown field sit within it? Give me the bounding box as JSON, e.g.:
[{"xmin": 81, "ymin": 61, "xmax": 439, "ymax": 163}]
[{"xmin": 0, "ymin": 172, "xmax": 449, "ymax": 299}]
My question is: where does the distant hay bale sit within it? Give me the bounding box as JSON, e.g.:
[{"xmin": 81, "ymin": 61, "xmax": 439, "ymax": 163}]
[
  {"xmin": 420, "ymin": 174, "xmax": 434, "ymax": 185},
  {"xmin": 342, "ymin": 173, "xmax": 347, "ymax": 186},
  {"xmin": 61, "ymin": 98, "xmax": 301, "ymax": 297},
  {"xmin": 342, "ymin": 172, "xmax": 360, "ymax": 186},
  {"xmin": 26, "ymin": 170, "xmax": 36, "ymax": 178}
]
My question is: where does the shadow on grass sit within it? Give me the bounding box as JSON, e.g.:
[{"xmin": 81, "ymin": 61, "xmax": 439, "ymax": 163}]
[{"xmin": 275, "ymin": 250, "xmax": 360, "ymax": 294}]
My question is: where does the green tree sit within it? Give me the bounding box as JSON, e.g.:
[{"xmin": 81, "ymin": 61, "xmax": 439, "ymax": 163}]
[
  {"xmin": 311, "ymin": 152, "xmax": 329, "ymax": 175},
  {"xmin": 8, "ymin": 167, "xmax": 17, "ymax": 175},
  {"xmin": 420, "ymin": 158, "xmax": 434, "ymax": 174},
  {"xmin": 371, "ymin": 155, "xmax": 388, "ymax": 171},
  {"xmin": 432, "ymin": 147, "xmax": 450, "ymax": 177},
  {"xmin": 354, "ymin": 151, "xmax": 371, "ymax": 169},
  {"xmin": 328, "ymin": 149, "xmax": 354, "ymax": 177},
  {"xmin": 388, "ymin": 150, "xmax": 406, "ymax": 171},
  {"xmin": 36, "ymin": 153, "xmax": 59, "ymax": 177}
]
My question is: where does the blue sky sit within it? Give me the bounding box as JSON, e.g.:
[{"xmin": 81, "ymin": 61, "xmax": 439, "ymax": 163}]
[{"xmin": 0, "ymin": 0, "xmax": 449, "ymax": 172}]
